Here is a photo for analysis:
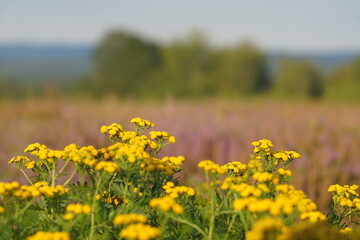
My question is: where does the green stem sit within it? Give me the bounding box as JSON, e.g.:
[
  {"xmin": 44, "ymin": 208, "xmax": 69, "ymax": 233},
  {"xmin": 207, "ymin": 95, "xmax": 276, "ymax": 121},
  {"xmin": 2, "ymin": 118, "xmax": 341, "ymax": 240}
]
[
  {"xmin": 51, "ymin": 162, "xmax": 56, "ymax": 187},
  {"xmin": 217, "ymin": 210, "xmax": 240, "ymax": 215},
  {"xmin": 17, "ymin": 199, "xmax": 35, "ymax": 220},
  {"xmin": 168, "ymin": 215, "xmax": 207, "ymax": 237},
  {"xmin": 19, "ymin": 168, "xmax": 33, "ymax": 185},
  {"xmin": 63, "ymin": 168, "xmax": 77, "ymax": 187},
  {"xmin": 206, "ymin": 171, "xmax": 215, "ymax": 240},
  {"xmin": 56, "ymin": 159, "xmax": 71, "ymax": 178},
  {"xmin": 239, "ymin": 211, "xmax": 249, "ymax": 232},
  {"xmin": 89, "ymin": 175, "xmax": 102, "ymax": 240},
  {"xmin": 123, "ymin": 175, "xmax": 131, "ymax": 198},
  {"xmin": 208, "ymin": 195, "xmax": 215, "ymax": 240},
  {"xmin": 107, "ymin": 172, "xmax": 117, "ymax": 194},
  {"xmin": 218, "ymin": 190, "xmax": 232, "ymax": 209},
  {"xmin": 224, "ymin": 214, "xmax": 237, "ymax": 240}
]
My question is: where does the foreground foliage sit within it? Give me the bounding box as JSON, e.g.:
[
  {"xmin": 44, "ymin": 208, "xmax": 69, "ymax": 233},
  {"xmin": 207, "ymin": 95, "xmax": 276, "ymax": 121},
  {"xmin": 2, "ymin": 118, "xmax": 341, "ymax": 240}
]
[{"xmin": 1, "ymin": 118, "xmax": 359, "ymax": 239}]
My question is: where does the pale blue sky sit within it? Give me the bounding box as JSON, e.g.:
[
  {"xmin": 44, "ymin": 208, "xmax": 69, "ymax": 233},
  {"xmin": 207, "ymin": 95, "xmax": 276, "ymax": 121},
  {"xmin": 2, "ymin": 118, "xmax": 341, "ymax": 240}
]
[{"xmin": 1, "ymin": 0, "xmax": 359, "ymax": 51}]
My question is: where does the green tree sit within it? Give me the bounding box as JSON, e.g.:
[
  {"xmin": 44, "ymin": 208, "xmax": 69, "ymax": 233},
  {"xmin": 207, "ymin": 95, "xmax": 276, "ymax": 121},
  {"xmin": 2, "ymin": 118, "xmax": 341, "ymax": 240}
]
[
  {"xmin": 326, "ymin": 57, "xmax": 360, "ymax": 100},
  {"xmin": 159, "ymin": 30, "xmax": 213, "ymax": 98},
  {"xmin": 212, "ymin": 42, "xmax": 269, "ymax": 97},
  {"xmin": 272, "ymin": 59, "xmax": 324, "ymax": 99},
  {"xmin": 78, "ymin": 30, "xmax": 162, "ymax": 98}
]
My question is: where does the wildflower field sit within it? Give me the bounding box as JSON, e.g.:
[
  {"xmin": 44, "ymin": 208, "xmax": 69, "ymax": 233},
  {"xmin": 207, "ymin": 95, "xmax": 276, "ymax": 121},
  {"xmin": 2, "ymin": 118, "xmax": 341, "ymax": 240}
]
[{"xmin": 0, "ymin": 98, "xmax": 360, "ymax": 239}]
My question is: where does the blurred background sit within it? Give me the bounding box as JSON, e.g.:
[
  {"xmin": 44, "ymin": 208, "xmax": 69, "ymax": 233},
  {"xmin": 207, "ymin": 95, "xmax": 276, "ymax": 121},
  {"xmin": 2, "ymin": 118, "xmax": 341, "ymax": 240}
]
[{"xmin": 1, "ymin": 1, "xmax": 360, "ymax": 209}]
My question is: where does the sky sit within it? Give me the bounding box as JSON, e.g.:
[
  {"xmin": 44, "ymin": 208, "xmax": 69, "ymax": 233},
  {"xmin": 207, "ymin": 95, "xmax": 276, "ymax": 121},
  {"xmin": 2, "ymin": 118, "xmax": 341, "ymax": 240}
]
[{"xmin": 1, "ymin": 0, "xmax": 360, "ymax": 52}]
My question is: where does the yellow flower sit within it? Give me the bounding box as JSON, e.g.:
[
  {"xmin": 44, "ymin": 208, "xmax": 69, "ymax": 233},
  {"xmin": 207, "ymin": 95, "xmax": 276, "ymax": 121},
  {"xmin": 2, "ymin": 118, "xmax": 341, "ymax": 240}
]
[
  {"xmin": 149, "ymin": 196, "xmax": 184, "ymax": 214},
  {"xmin": 64, "ymin": 213, "xmax": 75, "ymax": 220},
  {"xmin": 340, "ymin": 227, "xmax": 353, "ymax": 235},
  {"xmin": 130, "ymin": 117, "xmax": 155, "ymax": 128},
  {"xmin": 163, "ymin": 182, "xmax": 196, "ymax": 198},
  {"xmin": 66, "ymin": 203, "xmax": 91, "ymax": 215},
  {"xmin": 27, "ymin": 231, "xmax": 71, "ymax": 240},
  {"xmin": 24, "ymin": 161, "xmax": 36, "ymax": 169},
  {"xmin": 149, "ymin": 131, "xmax": 175, "ymax": 143},
  {"xmin": 168, "ymin": 136, "xmax": 176, "ymax": 143},
  {"xmin": 300, "ymin": 211, "xmax": 326, "ymax": 222},
  {"xmin": 246, "ymin": 217, "xmax": 283, "ymax": 240},
  {"xmin": 113, "ymin": 213, "xmax": 148, "ymax": 225},
  {"xmin": 119, "ymin": 223, "xmax": 161, "ymax": 240},
  {"xmin": 8, "ymin": 156, "xmax": 31, "ymax": 164},
  {"xmin": 94, "ymin": 161, "xmax": 120, "ymax": 173},
  {"xmin": 198, "ymin": 160, "xmax": 227, "ymax": 175}
]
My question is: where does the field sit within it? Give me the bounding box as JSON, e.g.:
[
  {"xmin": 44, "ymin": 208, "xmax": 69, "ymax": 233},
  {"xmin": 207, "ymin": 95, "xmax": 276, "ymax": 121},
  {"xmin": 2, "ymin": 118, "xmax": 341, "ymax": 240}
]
[{"xmin": 1, "ymin": 97, "xmax": 360, "ymax": 211}]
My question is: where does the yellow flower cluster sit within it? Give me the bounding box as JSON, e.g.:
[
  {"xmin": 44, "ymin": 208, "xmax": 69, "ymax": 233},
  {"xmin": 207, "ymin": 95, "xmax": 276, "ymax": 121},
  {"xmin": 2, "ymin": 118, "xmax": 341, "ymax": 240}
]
[
  {"xmin": 234, "ymin": 197, "xmax": 294, "ymax": 216},
  {"xmin": 224, "ymin": 161, "xmax": 247, "ymax": 176},
  {"xmin": 24, "ymin": 161, "xmax": 36, "ymax": 169},
  {"xmin": 277, "ymin": 168, "xmax": 292, "ymax": 176},
  {"xmin": 119, "ymin": 223, "xmax": 161, "ymax": 240},
  {"xmin": 8, "ymin": 156, "xmax": 37, "ymax": 169},
  {"xmin": 277, "ymin": 187, "xmax": 317, "ymax": 213},
  {"xmin": 328, "ymin": 184, "xmax": 360, "ymax": 209},
  {"xmin": 149, "ymin": 196, "xmax": 184, "ymax": 214},
  {"xmin": 0, "ymin": 181, "xmax": 68, "ymax": 199},
  {"xmin": 161, "ymin": 156, "xmax": 185, "ymax": 166},
  {"xmin": 63, "ymin": 143, "xmax": 80, "ymax": 153},
  {"xmin": 149, "ymin": 131, "xmax": 176, "ymax": 143},
  {"xmin": 300, "ymin": 211, "xmax": 327, "ymax": 222},
  {"xmin": 107, "ymin": 142, "xmax": 150, "ymax": 163},
  {"xmin": 130, "ymin": 117, "xmax": 155, "ymax": 128},
  {"xmin": 65, "ymin": 145, "xmax": 97, "ymax": 165},
  {"xmin": 100, "ymin": 123, "xmax": 124, "ymax": 138},
  {"xmin": 66, "ymin": 203, "xmax": 91, "ymax": 214},
  {"xmin": 340, "ymin": 227, "xmax": 353, "ymax": 234},
  {"xmin": 253, "ymin": 171, "xmax": 279, "ymax": 184},
  {"xmin": 246, "ymin": 217, "xmax": 284, "ymax": 240},
  {"xmin": 6, "ymin": 184, "xmax": 40, "ymax": 199},
  {"xmin": 118, "ymin": 131, "xmax": 138, "ymax": 142},
  {"xmin": 25, "ymin": 143, "xmax": 64, "ymax": 164},
  {"xmin": 113, "ymin": 213, "xmax": 147, "ymax": 225},
  {"xmin": 251, "ymin": 139, "xmax": 301, "ymax": 165},
  {"xmin": 275, "ymin": 184, "xmax": 295, "ymax": 193},
  {"xmin": 94, "ymin": 161, "xmax": 119, "ymax": 173},
  {"xmin": 62, "ymin": 141, "xmax": 155, "ymax": 173},
  {"xmin": 251, "ymin": 139, "xmax": 274, "ymax": 153},
  {"xmin": 198, "ymin": 160, "xmax": 227, "ymax": 175},
  {"xmin": 0, "ymin": 181, "xmax": 20, "ymax": 196},
  {"xmin": 8, "ymin": 156, "xmax": 31, "ymax": 164},
  {"xmin": 140, "ymin": 157, "xmax": 179, "ymax": 176},
  {"xmin": 27, "ymin": 231, "xmax": 71, "ymax": 240},
  {"xmin": 33, "ymin": 181, "xmax": 69, "ymax": 198},
  {"xmin": 272, "ymin": 151, "xmax": 301, "ymax": 161},
  {"xmin": 220, "ymin": 177, "xmax": 244, "ymax": 190},
  {"xmin": 163, "ymin": 181, "xmax": 195, "ymax": 198},
  {"xmin": 64, "ymin": 203, "xmax": 91, "ymax": 220},
  {"xmin": 129, "ymin": 135, "xmax": 158, "ymax": 150},
  {"xmin": 225, "ymin": 183, "xmax": 269, "ymax": 198}
]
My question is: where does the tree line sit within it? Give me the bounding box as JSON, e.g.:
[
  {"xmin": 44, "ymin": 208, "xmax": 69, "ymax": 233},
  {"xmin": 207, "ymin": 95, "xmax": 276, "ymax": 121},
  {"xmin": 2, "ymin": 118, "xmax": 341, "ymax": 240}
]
[
  {"xmin": 1, "ymin": 30, "xmax": 360, "ymax": 100},
  {"xmin": 76, "ymin": 30, "xmax": 360, "ymax": 100}
]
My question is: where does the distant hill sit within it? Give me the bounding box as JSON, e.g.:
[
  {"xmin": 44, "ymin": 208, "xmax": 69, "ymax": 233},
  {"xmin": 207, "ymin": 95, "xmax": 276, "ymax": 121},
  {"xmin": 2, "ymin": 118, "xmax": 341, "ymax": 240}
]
[
  {"xmin": 267, "ymin": 51, "xmax": 359, "ymax": 76},
  {"xmin": 0, "ymin": 44, "xmax": 358, "ymax": 82},
  {"xmin": 0, "ymin": 44, "xmax": 92, "ymax": 82}
]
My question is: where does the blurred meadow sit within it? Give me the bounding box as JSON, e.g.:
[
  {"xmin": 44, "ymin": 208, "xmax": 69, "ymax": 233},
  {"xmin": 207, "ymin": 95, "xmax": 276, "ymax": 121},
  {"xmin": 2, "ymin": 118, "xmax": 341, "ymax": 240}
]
[
  {"xmin": 1, "ymin": 1, "xmax": 360, "ymax": 211},
  {"xmin": 1, "ymin": 98, "xmax": 360, "ymax": 211}
]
